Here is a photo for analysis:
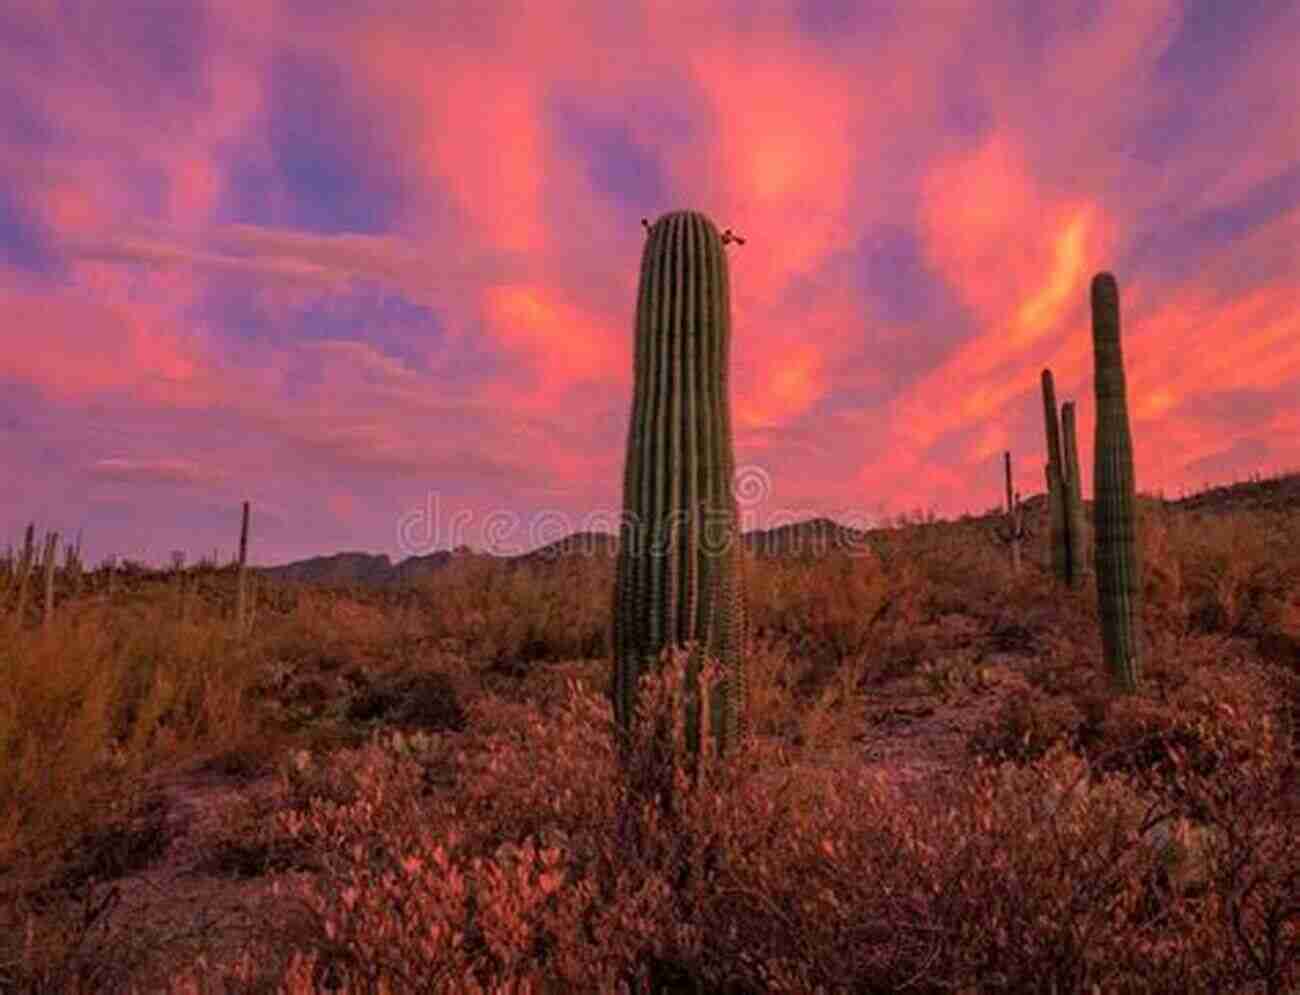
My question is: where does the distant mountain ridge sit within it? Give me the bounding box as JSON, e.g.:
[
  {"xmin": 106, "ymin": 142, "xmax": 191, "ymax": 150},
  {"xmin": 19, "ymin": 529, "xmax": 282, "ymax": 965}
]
[
  {"xmin": 253, "ymin": 471, "xmax": 1300, "ymax": 588},
  {"xmin": 255, "ymin": 516, "xmax": 884, "ymax": 587},
  {"xmin": 257, "ymin": 549, "xmax": 457, "ymax": 587}
]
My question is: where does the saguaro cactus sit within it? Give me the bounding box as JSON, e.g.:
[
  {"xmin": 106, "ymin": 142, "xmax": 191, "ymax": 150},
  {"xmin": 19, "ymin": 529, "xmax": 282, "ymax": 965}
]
[
  {"xmin": 41, "ymin": 530, "xmax": 58, "ymax": 628},
  {"xmin": 10, "ymin": 523, "xmax": 35, "ymax": 624},
  {"xmin": 1091, "ymin": 272, "xmax": 1142, "ymax": 692},
  {"xmin": 1041, "ymin": 370, "xmax": 1069, "ymax": 583},
  {"xmin": 1000, "ymin": 451, "xmax": 1025, "ymax": 575},
  {"xmin": 1060, "ymin": 402, "xmax": 1089, "ymax": 581},
  {"xmin": 611, "ymin": 209, "xmax": 748, "ymax": 783},
  {"xmin": 1042, "ymin": 370, "xmax": 1087, "ymax": 588},
  {"xmin": 66, "ymin": 530, "xmax": 84, "ymax": 599},
  {"xmin": 235, "ymin": 501, "xmax": 250, "ymax": 634}
]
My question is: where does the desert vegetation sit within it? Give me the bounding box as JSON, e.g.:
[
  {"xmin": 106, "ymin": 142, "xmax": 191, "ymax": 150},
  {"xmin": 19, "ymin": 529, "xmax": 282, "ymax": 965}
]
[{"xmin": 0, "ymin": 471, "xmax": 1296, "ymax": 993}]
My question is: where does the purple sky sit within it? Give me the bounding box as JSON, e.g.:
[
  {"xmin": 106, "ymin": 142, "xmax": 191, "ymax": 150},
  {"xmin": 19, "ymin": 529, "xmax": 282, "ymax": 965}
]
[{"xmin": 2, "ymin": 1, "xmax": 1298, "ymax": 566}]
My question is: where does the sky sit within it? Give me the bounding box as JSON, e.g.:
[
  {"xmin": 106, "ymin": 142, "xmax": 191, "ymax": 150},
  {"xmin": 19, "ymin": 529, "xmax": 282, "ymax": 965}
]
[{"xmin": 2, "ymin": 1, "xmax": 1298, "ymax": 566}]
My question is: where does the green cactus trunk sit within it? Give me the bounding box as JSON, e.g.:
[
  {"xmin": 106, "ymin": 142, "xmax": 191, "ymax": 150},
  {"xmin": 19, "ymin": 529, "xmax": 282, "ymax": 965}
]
[
  {"xmin": 41, "ymin": 531, "xmax": 58, "ymax": 628},
  {"xmin": 1091, "ymin": 272, "xmax": 1142, "ymax": 693},
  {"xmin": 1060, "ymin": 401, "xmax": 1089, "ymax": 583},
  {"xmin": 1041, "ymin": 370, "xmax": 1070, "ymax": 583},
  {"xmin": 235, "ymin": 501, "xmax": 250, "ymax": 635},
  {"xmin": 611, "ymin": 209, "xmax": 748, "ymax": 787},
  {"xmin": 12, "ymin": 522, "xmax": 35, "ymax": 624},
  {"xmin": 1003, "ymin": 451, "xmax": 1023, "ymax": 575}
]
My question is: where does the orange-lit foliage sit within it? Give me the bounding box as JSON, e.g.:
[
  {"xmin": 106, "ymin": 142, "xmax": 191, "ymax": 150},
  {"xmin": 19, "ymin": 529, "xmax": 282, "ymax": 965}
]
[{"xmin": 1, "ymin": 477, "xmax": 1297, "ymax": 993}]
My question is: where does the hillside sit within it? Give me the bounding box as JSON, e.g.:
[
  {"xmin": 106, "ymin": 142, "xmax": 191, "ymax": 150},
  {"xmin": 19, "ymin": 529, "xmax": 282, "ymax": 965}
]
[
  {"xmin": 1, "ymin": 468, "xmax": 1296, "ymax": 992},
  {"xmin": 250, "ymin": 471, "xmax": 1300, "ymax": 589}
]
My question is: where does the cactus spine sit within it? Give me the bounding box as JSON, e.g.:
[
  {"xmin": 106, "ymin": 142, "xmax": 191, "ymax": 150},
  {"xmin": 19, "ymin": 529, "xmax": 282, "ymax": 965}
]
[
  {"xmin": 1091, "ymin": 272, "xmax": 1142, "ymax": 693},
  {"xmin": 1060, "ymin": 402, "xmax": 1088, "ymax": 581},
  {"xmin": 611, "ymin": 209, "xmax": 748, "ymax": 785}
]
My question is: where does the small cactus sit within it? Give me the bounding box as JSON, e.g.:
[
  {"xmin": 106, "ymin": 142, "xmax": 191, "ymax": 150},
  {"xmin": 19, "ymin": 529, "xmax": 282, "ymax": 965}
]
[
  {"xmin": 10, "ymin": 523, "xmax": 35, "ymax": 624},
  {"xmin": 41, "ymin": 530, "xmax": 58, "ymax": 627},
  {"xmin": 235, "ymin": 501, "xmax": 250, "ymax": 634},
  {"xmin": 1041, "ymin": 370, "xmax": 1069, "ymax": 583},
  {"xmin": 999, "ymin": 451, "xmax": 1026, "ymax": 575},
  {"xmin": 1060, "ymin": 402, "xmax": 1089, "ymax": 581}
]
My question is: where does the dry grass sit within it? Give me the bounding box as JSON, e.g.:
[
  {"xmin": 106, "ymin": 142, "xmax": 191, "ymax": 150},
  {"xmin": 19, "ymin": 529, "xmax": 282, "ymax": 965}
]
[{"xmin": 0, "ymin": 479, "xmax": 1296, "ymax": 993}]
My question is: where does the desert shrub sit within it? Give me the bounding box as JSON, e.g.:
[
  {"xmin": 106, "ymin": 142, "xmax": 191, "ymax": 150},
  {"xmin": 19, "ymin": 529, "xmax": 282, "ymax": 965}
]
[
  {"xmin": 251, "ymin": 588, "xmax": 391, "ymax": 674},
  {"xmin": 968, "ymin": 680, "xmax": 1085, "ymax": 764},
  {"xmin": 416, "ymin": 556, "xmax": 612, "ymax": 668},
  {"xmin": 345, "ymin": 669, "xmax": 467, "ymax": 734},
  {"xmin": 1091, "ymin": 660, "xmax": 1286, "ymax": 817},
  {"xmin": 0, "ymin": 603, "xmax": 262, "ymax": 868},
  {"xmin": 748, "ymin": 551, "xmax": 891, "ymax": 666},
  {"xmin": 914, "ymin": 529, "xmax": 1016, "ymax": 613},
  {"xmin": 1128, "ymin": 497, "xmax": 1285, "ymax": 640}
]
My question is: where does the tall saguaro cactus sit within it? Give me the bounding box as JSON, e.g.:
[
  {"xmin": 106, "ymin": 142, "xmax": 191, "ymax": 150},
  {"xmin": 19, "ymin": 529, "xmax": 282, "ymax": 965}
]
[
  {"xmin": 611, "ymin": 209, "xmax": 748, "ymax": 784},
  {"xmin": 1091, "ymin": 272, "xmax": 1142, "ymax": 692}
]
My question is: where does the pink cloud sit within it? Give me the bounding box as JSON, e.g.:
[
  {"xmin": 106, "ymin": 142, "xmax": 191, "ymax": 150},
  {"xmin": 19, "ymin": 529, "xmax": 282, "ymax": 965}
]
[
  {"xmin": 481, "ymin": 283, "xmax": 625, "ymax": 398},
  {"xmin": 889, "ymin": 134, "xmax": 1118, "ymax": 460},
  {"xmin": 326, "ymin": 492, "xmax": 356, "ymax": 521},
  {"xmin": 0, "ymin": 280, "xmax": 207, "ymax": 401},
  {"xmin": 1162, "ymin": 9, "xmax": 1300, "ymax": 216},
  {"xmin": 349, "ymin": 21, "xmax": 549, "ymax": 256},
  {"xmin": 88, "ymin": 458, "xmax": 224, "ymax": 486}
]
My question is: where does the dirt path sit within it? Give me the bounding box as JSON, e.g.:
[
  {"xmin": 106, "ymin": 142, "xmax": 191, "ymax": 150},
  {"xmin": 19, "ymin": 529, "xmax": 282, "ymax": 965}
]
[
  {"xmin": 0, "ymin": 752, "xmax": 325, "ymax": 992},
  {"xmin": 739, "ymin": 654, "xmax": 1031, "ymax": 812}
]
